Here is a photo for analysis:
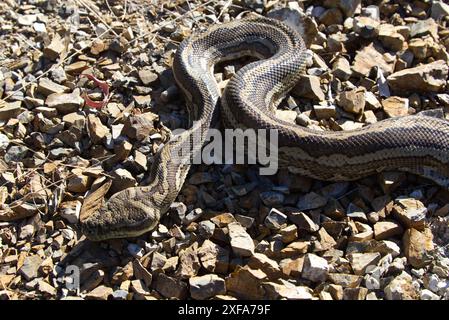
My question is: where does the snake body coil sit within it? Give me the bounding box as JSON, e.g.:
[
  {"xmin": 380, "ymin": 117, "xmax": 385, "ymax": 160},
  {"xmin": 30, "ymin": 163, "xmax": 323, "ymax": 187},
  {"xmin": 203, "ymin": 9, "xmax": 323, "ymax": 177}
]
[{"xmin": 80, "ymin": 17, "xmax": 449, "ymax": 241}]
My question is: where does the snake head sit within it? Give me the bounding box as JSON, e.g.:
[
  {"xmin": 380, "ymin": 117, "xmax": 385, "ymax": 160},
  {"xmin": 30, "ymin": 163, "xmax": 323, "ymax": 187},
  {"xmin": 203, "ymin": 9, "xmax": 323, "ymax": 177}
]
[{"xmin": 80, "ymin": 187, "xmax": 161, "ymax": 241}]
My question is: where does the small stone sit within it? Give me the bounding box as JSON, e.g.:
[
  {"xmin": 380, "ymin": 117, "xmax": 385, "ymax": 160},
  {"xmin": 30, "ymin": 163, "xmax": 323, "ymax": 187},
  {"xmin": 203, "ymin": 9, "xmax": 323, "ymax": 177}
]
[
  {"xmin": 38, "ymin": 78, "xmax": 70, "ymax": 96},
  {"xmin": 198, "ymin": 220, "xmax": 215, "ymax": 239},
  {"xmin": 296, "ymin": 113, "xmax": 310, "ymax": 126},
  {"xmin": 110, "ymin": 168, "xmax": 137, "ymax": 194},
  {"xmin": 176, "ymin": 244, "xmax": 201, "ymax": 279},
  {"xmin": 138, "ymin": 68, "xmax": 158, "ymax": 85},
  {"xmin": 410, "ymin": 18, "xmax": 439, "ymax": 39},
  {"xmin": 247, "ymin": 253, "xmax": 282, "ymax": 279},
  {"xmin": 228, "ymin": 222, "xmax": 254, "ymax": 257},
  {"xmin": 189, "ymin": 274, "xmax": 226, "ymax": 300},
  {"xmin": 264, "ymin": 208, "xmax": 288, "ymax": 230},
  {"xmin": 328, "ymin": 284, "xmax": 344, "ymax": 300},
  {"xmin": 226, "ymin": 266, "xmax": 267, "ymax": 299},
  {"xmin": 211, "ymin": 213, "xmax": 237, "ymax": 227},
  {"xmin": 302, "ymin": 253, "xmax": 329, "ymax": 282},
  {"xmin": 387, "ymin": 60, "xmax": 448, "ymax": 93},
  {"xmin": 382, "ymin": 96, "xmax": 409, "ymax": 117},
  {"xmin": 62, "ymin": 112, "xmax": 85, "ymax": 128},
  {"xmin": 384, "ymin": 271, "xmax": 419, "ymax": 300},
  {"xmin": 46, "ymin": 91, "xmax": 84, "ymax": 113},
  {"xmin": 319, "ymin": 8, "xmax": 344, "ymax": 26},
  {"xmin": 338, "ymin": 0, "xmax": 362, "ymax": 17},
  {"xmin": 364, "ymin": 91, "xmax": 382, "ymax": 110},
  {"xmin": 362, "ymin": 110, "xmax": 377, "ymax": 124},
  {"xmin": 420, "ymin": 289, "xmax": 440, "ymax": 300},
  {"xmin": 265, "ymin": 282, "xmax": 313, "ymax": 300},
  {"xmin": 392, "ymin": 198, "xmax": 426, "ymax": 230},
  {"xmin": 114, "ymin": 140, "xmax": 132, "ymax": 161},
  {"xmin": 317, "ymin": 227, "xmax": 337, "ymax": 251},
  {"xmin": 353, "ymin": 16, "xmax": 379, "ymax": 38},
  {"xmin": 43, "ymin": 35, "xmax": 65, "ymax": 61},
  {"xmin": 90, "ymin": 39, "xmax": 108, "ymax": 55},
  {"xmin": 235, "ymin": 214, "xmax": 255, "ymax": 229},
  {"xmin": 111, "ymin": 289, "xmax": 129, "ymax": 300},
  {"xmin": 37, "ymin": 280, "xmax": 56, "ymax": 296},
  {"xmin": 337, "ymin": 88, "xmax": 365, "ymax": 115},
  {"xmin": 0, "ymin": 101, "xmax": 23, "ymax": 120},
  {"xmin": 368, "ymin": 240, "xmax": 401, "ymax": 258},
  {"xmin": 86, "ymin": 285, "xmax": 113, "ymax": 300},
  {"xmin": 347, "ymin": 252, "xmax": 381, "ymax": 275},
  {"xmin": 155, "ymin": 273, "xmax": 188, "ymax": 299},
  {"xmin": 4, "ymin": 145, "xmax": 28, "ymax": 163},
  {"xmin": 132, "ymin": 260, "xmax": 152, "ymax": 287},
  {"xmin": 352, "ymin": 43, "xmax": 393, "ymax": 77},
  {"xmin": 260, "ymin": 191, "xmax": 285, "ymax": 207},
  {"xmin": 328, "ymin": 273, "xmax": 362, "ymax": 288},
  {"xmin": 19, "ymin": 255, "xmax": 42, "ymax": 281},
  {"xmin": 292, "ymin": 75, "xmax": 325, "ymax": 101},
  {"xmin": 332, "ymin": 57, "xmax": 352, "ymax": 80},
  {"xmin": 288, "ymin": 211, "xmax": 319, "ymax": 232},
  {"xmin": 313, "ymin": 105, "xmax": 336, "ymax": 120},
  {"xmin": 198, "ymin": 240, "xmax": 229, "ymax": 274},
  {"xmin": 297, "ymin": 192, "xmax": 327, "ymax": 211},
  {"xmin": 431, "ymin": 1, "xmax": 449, "ymax": 20},
  {"xmin": 408, "ymin": 37, "xmax": 435, "ymax": 59},
  {"xmin": 403, "ymin": 228, "xmax": 434, "ymax": 268},
  {"xmin": 51, "ymin": 66, "xmax": 67, "ymax": 83},
  {"xmin": 123, "ymin": 112, "xmax": 158, "ymax": 140},
  {"xmin": 65, "ymin": 61, "xmax": 89, "ymax": 74},
  {"xmin": 374, "ymin": 221, "xmax": 404, "ymax": 240},
  {"xmin": 183, "ymin": 208, "xmax": 204, "ymax": 225},
  {"xmin": 378, "ymin": 24, "xmax": 405, "ymax": 51},
  {"xmin": 343, "ymin": 287, "xmax": 368, "ymax": 300},
  {"xmin": 18, "ymin": 14, "xmax": 37, "ymax": 26},
  {"xmin": 60, "ymin": 201, "xmax": 81, "ymax": 224},
  {"xmin": 19, "ymin": 224, "xmax": 34, "ymax": 239},
  {"xmin": 87, "ymin": 114, "xmax": 110, "ymax": 144},
  {"xmin": 134, "ymin": 95, "xmax": 152, "ymax": 107},
  {"xmin": 67, "ymin": 173, "xmax": 90, "ymax": 193}
]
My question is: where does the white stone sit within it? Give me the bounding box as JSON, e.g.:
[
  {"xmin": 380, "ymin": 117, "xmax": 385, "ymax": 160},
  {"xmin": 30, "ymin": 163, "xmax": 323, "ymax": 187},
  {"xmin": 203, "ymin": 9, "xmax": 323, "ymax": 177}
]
[
  {"xmin": 381, "ymin": 240, "xmax": 401, "ymax": 258},
  {"xmin": 364, "ymin": 274, "xmax": 380, "ymax": 290},
  {"xmin": 228, "ymin": 222, "xmax": 255, "ymax": 257},
  {"xmin": 0, "ymin": 134, "xmax": 9, "ymax": 151},
  {"xmin": 420, "ymin": 289, "xmax": 440, "ymax": 300},
  {"xmin": 302, "ymin": 253, "xmax": 329, "ymax": 282},
  {"xmin": 33, "ymin": 22, "xmax": 47, "ymax": 33},
  {"xmin": 59, "ymin": 201, "xmax": 81, "ymax": 224}
]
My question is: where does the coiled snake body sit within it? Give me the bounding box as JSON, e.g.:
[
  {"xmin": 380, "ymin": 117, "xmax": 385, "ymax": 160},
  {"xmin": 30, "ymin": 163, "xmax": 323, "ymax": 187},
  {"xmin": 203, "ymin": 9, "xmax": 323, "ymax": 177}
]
[{"xmin": 80, "ymin": 17, "xmax": 449, "ymax": 241}]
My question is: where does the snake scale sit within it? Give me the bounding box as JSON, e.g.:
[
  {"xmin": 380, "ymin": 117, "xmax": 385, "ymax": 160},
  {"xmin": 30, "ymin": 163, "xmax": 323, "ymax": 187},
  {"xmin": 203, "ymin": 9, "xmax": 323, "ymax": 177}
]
[{"xmin": 80, "ymin": 16, "xmax": 449, "ymax": 241}]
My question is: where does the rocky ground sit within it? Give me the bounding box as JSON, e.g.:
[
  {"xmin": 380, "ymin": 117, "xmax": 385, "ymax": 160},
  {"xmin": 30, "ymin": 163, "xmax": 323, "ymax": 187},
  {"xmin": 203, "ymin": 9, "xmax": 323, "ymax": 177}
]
[{"xmin": 1, "ymin": 0, "xmax": 449, "ymax": 300}]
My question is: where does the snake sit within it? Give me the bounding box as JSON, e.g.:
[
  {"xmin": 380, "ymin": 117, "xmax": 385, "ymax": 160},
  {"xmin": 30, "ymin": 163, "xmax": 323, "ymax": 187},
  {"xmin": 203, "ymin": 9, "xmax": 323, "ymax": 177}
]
[{"xmin": 80, "ymin": 16, "xmax": 449, "ymax": 241}]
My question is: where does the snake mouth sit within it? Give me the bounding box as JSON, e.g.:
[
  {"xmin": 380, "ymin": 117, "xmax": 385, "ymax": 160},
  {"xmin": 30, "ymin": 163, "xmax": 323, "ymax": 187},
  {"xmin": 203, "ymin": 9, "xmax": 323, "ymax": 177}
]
[{"xmin": 79, "ymin": 191, "xmax": 161, "ymax": 241}]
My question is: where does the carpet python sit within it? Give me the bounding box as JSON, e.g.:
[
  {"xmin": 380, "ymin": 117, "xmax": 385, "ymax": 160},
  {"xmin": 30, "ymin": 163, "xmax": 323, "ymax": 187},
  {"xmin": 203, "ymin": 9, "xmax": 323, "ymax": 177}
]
[{"xmin": 80, "ymin": 16, "xmax": 449, "ymax": 240}]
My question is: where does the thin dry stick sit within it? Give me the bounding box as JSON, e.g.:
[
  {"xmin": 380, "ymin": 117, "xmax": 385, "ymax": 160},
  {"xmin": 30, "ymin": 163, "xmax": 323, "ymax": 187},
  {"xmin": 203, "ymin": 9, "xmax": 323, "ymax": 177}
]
[
  {"xmin": 75, "ymin": 0, "xmax": 119, "ymax": 36},
  {"xmin": 5, "ymin": 153, "xmax": 115, "ymax": 209},
  {"xmin": 122, "ymin": 0, "xmax": 128, "ymax": 20},
  {"xmin": 0, "ymin": 0, "xmax": 215, "ymax": 104},
  {"xmin": 16, "ymin": 34, "xmax": 41, "ymax": 52},
  {"xmin": 0, "ymin": 278, "xmax": 12, "ymax": 300},
  {"xmin": 105, "ymin": 0, "xmax": 117, "ymax": 18},
  {"xmin": 128, "ymin": 0, "xmax": 215, "ymax": 45},
  {"xmin": 185, "ymin": 0, "xmax": 199, "ymax": 29},
  {"xmin": 216, "ymin": 0, "xmax": 232, "ymax": 22}
]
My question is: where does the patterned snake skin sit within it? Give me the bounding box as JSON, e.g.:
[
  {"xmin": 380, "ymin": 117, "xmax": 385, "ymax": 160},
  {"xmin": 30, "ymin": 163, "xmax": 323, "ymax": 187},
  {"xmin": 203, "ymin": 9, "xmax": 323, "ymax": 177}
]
[{"xmin": 80, "ymin": 17, "xmax": 449, "ymax": 241}]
